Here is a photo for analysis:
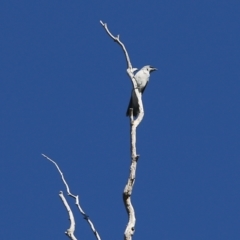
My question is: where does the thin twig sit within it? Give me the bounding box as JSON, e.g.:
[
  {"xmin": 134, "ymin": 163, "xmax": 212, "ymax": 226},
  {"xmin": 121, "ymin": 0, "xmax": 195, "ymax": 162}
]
[
  {"xmin": 100, "ymin": 20, "xmax": 132, "ymax": 69},
  {"xmin": 100, "ymin": 20, "xmax": 144, "ymax": 240},
  {"xmin": 42, "ymin": 154, "xmax": 101, "ymax": 240}
]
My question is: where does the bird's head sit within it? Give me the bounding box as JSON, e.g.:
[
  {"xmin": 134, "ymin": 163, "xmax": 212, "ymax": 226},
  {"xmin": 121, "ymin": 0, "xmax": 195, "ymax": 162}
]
[{"xmin": 143, "ymin": 65, "xmax": 158, "ymax": 73}]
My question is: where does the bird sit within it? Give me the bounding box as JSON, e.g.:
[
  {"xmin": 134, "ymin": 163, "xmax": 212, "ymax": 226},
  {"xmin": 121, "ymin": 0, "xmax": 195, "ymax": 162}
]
[{"xmin": 126, "ymin": 65, "xmax": 157, "ymax": 117}]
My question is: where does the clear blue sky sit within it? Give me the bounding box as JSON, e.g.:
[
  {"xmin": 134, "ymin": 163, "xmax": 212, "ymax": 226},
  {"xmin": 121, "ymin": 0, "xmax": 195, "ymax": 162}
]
[{"xmin": 0, "ymin": 1, "xmax": 240, "ymax": 239}]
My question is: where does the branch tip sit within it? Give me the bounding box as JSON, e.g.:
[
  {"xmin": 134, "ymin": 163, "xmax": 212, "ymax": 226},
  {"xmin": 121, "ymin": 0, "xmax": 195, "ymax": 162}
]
[{"xmin": 100, "ymin": 21, "xmax": 133, "ymax": 69}]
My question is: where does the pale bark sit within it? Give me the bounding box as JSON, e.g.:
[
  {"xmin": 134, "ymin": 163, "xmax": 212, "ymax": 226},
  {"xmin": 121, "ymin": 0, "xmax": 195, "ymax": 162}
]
[
  {"xmin": 42, "ymin": 154, "xmax": 101, "ymax": 240},
  {"xmin": 59, "ymin": 191, "xmax": 77, "ymax": 240},
  {"xmin": 100, "ymin": 21, "xmax": 144, "ymax": 240}
]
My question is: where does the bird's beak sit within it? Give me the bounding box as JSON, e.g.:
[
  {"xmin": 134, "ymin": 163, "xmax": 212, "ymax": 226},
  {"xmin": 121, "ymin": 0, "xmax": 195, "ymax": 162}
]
[{"xmin": 150, "ymin": 67, "xmax": 157, "ymax": 72}]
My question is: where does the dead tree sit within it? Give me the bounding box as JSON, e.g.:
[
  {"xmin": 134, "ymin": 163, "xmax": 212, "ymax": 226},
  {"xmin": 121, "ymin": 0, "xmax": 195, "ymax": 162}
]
[{"xmin": 42, "ymin": 21, "xmax": 153, "ymax": 240}]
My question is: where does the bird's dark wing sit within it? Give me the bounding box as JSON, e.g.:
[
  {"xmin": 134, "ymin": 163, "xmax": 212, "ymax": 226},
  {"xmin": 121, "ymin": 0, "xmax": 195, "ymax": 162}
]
[{"xmin": 126, "ymin": 90, "xmax": 140, "ymax": 117}]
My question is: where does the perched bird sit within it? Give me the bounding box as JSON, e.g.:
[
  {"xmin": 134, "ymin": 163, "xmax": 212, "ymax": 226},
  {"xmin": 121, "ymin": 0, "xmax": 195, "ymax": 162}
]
[{"xmin": 126, "ymin": 65, "xmax": 157, "ymax": 117}]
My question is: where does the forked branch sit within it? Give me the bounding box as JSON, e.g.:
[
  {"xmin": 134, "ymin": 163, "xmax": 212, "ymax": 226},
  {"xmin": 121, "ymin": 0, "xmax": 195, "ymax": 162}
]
[{"xmin": 42, "ymin": 154, "xmax": 101, "ymax": 240}]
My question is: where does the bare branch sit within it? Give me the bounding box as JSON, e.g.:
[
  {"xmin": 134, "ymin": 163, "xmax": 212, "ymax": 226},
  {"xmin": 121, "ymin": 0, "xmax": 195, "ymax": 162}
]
[
  {"xmin": 123, "ymin": 115, "xmax": 140, "ymax": 240},
  {"xmin": 59, "ymin": 191, "xmax": 77, "ymax": 240},
  {"xmin": 42, "ymin": 154, "xmax": 101, "ymax": 240},
  {"xmin": 100, "ymin": 20, "xmax": 132, "ymax": 69},
  {"xmin": 100, "ymin": 20, "xmax": 144, "ymax": 123},
  {"xmin": 100, "ymin": 21, "xmax": 144, "ymax": 240}
]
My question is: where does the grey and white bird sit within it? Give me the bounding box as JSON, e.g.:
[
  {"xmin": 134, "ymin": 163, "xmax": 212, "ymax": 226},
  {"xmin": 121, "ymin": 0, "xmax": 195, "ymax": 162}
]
[{"xmin": 126, "ymin": 65, "xmax": 157, "ymax": 117}]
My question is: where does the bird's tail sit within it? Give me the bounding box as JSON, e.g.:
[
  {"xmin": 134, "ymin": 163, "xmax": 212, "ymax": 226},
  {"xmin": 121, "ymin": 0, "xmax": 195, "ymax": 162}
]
[{"xmin": 126, "ymin": 90, "xmax": 140, "ymax": 117}]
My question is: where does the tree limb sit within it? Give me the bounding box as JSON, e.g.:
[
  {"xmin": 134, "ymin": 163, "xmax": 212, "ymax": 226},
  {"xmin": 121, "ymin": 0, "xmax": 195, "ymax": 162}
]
[
  {"xmin": 100, "ymin": 20, "xmax": 144, "ymax": 125},
  {"xmin": 100, "ymin": 21, "xmax": 144, "ymax": 240},
  {"xmin": 59, "ymin": 191, "xmax": 77, "ymax": 240},
  {"xmin": 100, "ymin": 20, "xmax": 132, "ymax": 69},
  {"xmin": 42, "ymin": 154, "xmax": 101, "ymax": 240}
]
